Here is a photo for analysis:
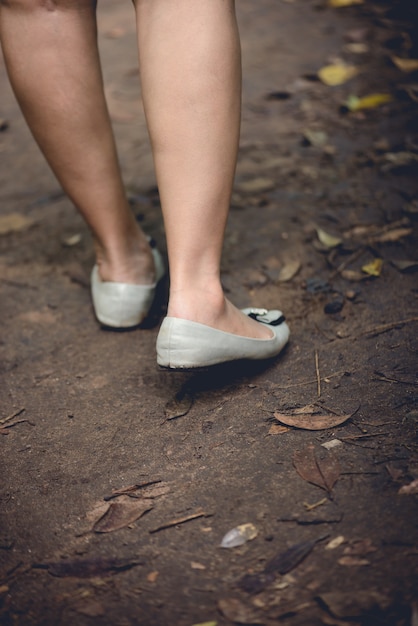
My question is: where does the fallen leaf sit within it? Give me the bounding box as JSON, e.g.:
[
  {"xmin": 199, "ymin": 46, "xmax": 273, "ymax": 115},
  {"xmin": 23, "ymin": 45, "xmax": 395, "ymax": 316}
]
[
  {"xmin": 191, "ymin": 561, "xmax": 207, "ymax": 570},
  {"xmin": 318, "ymin": 64, "xmax": 358, "ymax": 86},
  {"xmin": 362, "ymin": 258, "xmax": 383, "ymax": 276},
  {"xmin": 192, "ymin": 622, "xmax": 217, "ymax": 626},
  {"xmin": 340, "ymin": 269, "xmax": 367, "ymax": 281},
  {"xmin": 268, "ymin": 423, "xmax": 290, "ymax": 435},
  {"xmin": 344, "ymin": 42, "xmax": 369, "ymax": 54},
  {"xmin": 221, "ymin": 523, "xmax": 258, "ymax": 548},
  {"xmin": 293, "ymin": 443, "xmax": 340, "ymax": 493},
  {"xmin": 322, "ymin": 439, "xmax": 343, "ymax": 450},
  {"xmin": 343, "ymin": 539, "xmax": 377, "ymax": 556},
  {"xmin": 238, "ymin": 178, "xmax": 275, "ymax": 193},
  {"xmin": 303, "ymin": 129, "xmax": 328, "ymax": 147},
  {"xmin": 316, "ymin": 228, "xmax": 342, "ymax": 248},
  {"xmin": 328, "ymin": 0, "xmax": 364, "ymax": 6},
  {"xmin": 34, "ymin": 557, "xmax": 143, "ymax": 578},
  {"xmin": 274, "ymin": 411, "xmax": 351, "ymax": 431},
  {"xmin": 62, "ymin": 233, "xmax": 82, "ymax": 247},
  {"xmin": 373, "ymin": 227, "xmax": 412, "ymax": 242},
  {"xmin": 338, "ymin": 556, "xmax": 370, "ymax": 566},
  {"xmin": 264, "ymin": 537, "xmax": 325, "ymax": 575},
  {"xmin": 344, "ymin": 93, "xmax": 392, "ymax": 112},
  {"xmin": 391, "ymin": 56, "xmax": 418, "ymax": 73},
  {"xmin": 74, "ymin": 600, "xmax": 105, "ymax": 617},
  {"xmin": 277, "ymin": 260, "xmax": 301, "ymax": 282},
  {"xmin": 325, "ymin": 536, "xmax": 346, "ymax": 550},
  {"xmin": 164, "ymin": 392, "xmax": 193, "ymax": 420},
  {"xmin": 93, "ymin": 496, "xmax": 153, "ymax": 533},
  {"xmin": 0, "ymin": 213, "xmax": 33, "ymax": 236},
  {"xmin": 391, "ymin": 260, "xmax": 418, "ymax": 273},
  {"xmin": 318, "ymin": 591, "xmax": 391, "ymax": 619},
  {"xmin": 218, "ymin": 598, "xmax": 263, "ymax": 624},
  {"xmin": 147, "ymin": 571, "xmax": 159, "ymax": 583},
  {"xmin": 398, "ymin": 479, "xmax": 418, "ymax": 495}
]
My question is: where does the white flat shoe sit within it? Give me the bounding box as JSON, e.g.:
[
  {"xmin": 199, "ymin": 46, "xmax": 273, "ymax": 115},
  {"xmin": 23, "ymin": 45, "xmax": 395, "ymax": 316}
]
[
  {"xmin": 156, "ymin": 308, "xmax": 289, "ymax": 369},
  {"xmin": 91, "ymin": 241, "xmax": 165, "ymax": 328}
]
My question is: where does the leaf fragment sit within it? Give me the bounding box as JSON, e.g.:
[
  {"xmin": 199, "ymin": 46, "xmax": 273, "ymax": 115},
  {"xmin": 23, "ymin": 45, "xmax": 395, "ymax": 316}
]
[
  {"xmin": 93, "ymin": 496, "xmax": 153, "ymax": 533},
  {"xmin": 293, "ymin": 443, "xmax": 341, "ymax": 493},
  {"xmin": 391, "ymin": 56, "xmax": 418, "ymax": 73},
  {"xmin": 218, "ymin": 598, "xmax": 263, "ymax": 625},
  {"xmin": 344, "ymin": 93, "xmax": 392, "ymax": 111},
  {"xmin": 398, "ymin": 479, "xmax": 418, "ymax": 495},
  {"xmin": 316, "ymin": 228, "xmax": 342, "ymax": 248},
  {"xmin": 34, "ymin": 557, "xmax": 143, "ymax": 578},
  {"xmin": 0, "ymin": 213, "xmax": 33, "ymax": 236},
  {"xmin": 361, "ymin": 258, "xmax": 383, "ymax": 277},
  {"xmin": 391, "ymin": 260, "xmax": 418, "ymax": 273},
  {"xmin": 318, "ymin": 64, "xmax": 359, "ymax": 86},
  {"xmin": 277, "ymin": 259, "xmax": 301, "ymax": 282},
  {"xmin": 220, "ymin": 523, "xmax": 258, "ymax": 548},
  {"xmin": 328, "ymin": 0, "xmax": 364, "ymax": 6}
]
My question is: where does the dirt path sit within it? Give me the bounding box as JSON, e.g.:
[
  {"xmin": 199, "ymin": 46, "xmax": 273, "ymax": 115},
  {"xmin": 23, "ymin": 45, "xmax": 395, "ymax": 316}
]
[{"xmin": 1, "ymin": 1, "xmax": 417, "ymax": 625}]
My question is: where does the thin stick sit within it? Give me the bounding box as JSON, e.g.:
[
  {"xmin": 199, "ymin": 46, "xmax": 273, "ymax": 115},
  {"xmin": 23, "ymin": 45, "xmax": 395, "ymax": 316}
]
[
  {"xmin": 360, "ymin": 317, "xmax": 418, "ymax": 337},
  {"xmin": 315, "ymin": 350, "xmax": 321, "ymax": 398},
  {"xmin": 328, "ymin": 247, "xmax": 365, "ymax": 280},
  {"xmin": 149, "ymin": 510, "xmax": 211, "ymax": 534},
  {"xmin": 0, "ymin": 408, "xmax": 25, "ymax": 425},
  {"xmin": 273, "ymin": 370, "xmax": 346, "ymax": 390}
]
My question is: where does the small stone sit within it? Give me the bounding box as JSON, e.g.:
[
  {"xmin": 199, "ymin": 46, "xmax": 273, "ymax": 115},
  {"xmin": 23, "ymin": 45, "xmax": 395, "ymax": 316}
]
[
  {"xmin": 324, "ymin": 298, "xmax": 344, "ymax": 314},
  {"xmin": 345, "ymin": 290, "xmax": 357, "ymax": 300}
]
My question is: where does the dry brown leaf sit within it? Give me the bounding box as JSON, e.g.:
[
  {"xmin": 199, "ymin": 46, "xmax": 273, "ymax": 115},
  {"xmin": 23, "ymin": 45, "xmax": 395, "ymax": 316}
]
[
  {"xmin": 338, "ymin": 556, "xmax": 370, "ymax": 566},
  {"xmin": 293, "ymin": 443, "xmax": 341, "ymax": 493},
  {"xmin": 398, "ymin": 479, "xmax": 418, "ymax": 495},
  {"xmin": 343, "ymin": 539, "xmax": 377, "ymax": 556},
  {"xmin": 93, "ymin": 496, "xmax": 153, "ymax": 533},
  {"xmin": 274, "ymin": 411, "xmax": 351, "ymax": 431},
  {"xmin": 391, "ymin": 56, "xmax": 418, "ymax": 73},
  {"xmin": 373, "ymin": 228, "xmax": 412, "ymax": 243},
  {"xmin": 340, "ymin": 269, "xmax": 367, "ymax": 282},
  {"xmin": 238, "ymin": 178, "xmax": 275, "ymax": 193},
  {"xmin": 268, "ymin": 423, "xmax": 290, "ymax": 435},
  {"xmin": 0, "ymin": 213, "xmax": 33, "ymax": 236},
  {"xmin": 218, "ymin": 598, "xmax": 262, "ymax": 625},
  {"xmin": 147, "ymin": 571, "xmax": 159, "ymax": 583}
]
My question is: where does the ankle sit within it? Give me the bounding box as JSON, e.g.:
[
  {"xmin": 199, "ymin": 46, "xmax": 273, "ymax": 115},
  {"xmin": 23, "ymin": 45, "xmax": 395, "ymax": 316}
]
[
  {"xmin": 167, "ymin": 284, "xmax": 226, "ymax": 324},
  {"xmin": 94, "ymin": 230, "xmax": 155, "ymax": 284}
]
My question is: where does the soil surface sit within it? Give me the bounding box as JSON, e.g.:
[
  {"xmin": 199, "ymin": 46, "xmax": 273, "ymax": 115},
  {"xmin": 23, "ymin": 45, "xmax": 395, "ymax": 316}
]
[{"xmin": 1, "ymin": 1, "xmax": 418, "ymax": 625}]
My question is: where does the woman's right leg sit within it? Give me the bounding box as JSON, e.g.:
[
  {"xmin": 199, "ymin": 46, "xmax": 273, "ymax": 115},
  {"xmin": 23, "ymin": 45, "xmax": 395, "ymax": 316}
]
[{"xmin": 0, "ymin": 0, "xmax": 154, "ymax": 286}]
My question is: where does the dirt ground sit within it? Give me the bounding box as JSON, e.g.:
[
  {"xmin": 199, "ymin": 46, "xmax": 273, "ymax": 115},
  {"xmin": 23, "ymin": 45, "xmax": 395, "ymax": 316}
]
[{"xmin": 1, "ymin": 1, "xmax": 418, "ymax": 625}]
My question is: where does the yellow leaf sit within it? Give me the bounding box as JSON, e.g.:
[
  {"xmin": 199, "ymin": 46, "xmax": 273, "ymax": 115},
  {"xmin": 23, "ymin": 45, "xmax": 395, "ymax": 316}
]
[
  {"xmin": 391, "ymin": 56, "xmax": 418, "ymax": 73},
  {"xmin": 192, "ymin": 622, "xmax": 218, "ymax": 626},
  {"xmin": 345, "ymin": 93, "xmax": 392, "ymax": 111},
  {"xmin": 318, "ymin": 64, "xmax": 359, "ymax": 86},
  {"xmin": 329, "ymin": 0, "xmax": 363, "ymax": 6},
  {"xmin": 316, "ymin": 227, "xmax": 342, "ymax": 248},
  {"xmin": 362, "ymin": 258, "xmax": 383, "ymax": 277}
]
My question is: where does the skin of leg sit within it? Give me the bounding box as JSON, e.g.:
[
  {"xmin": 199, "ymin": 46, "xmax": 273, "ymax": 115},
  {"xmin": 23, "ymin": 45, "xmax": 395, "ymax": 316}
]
[
  {"xmin": 135, "ymin": 0, "xmax": 272, "ymax": 338},
  {"xmin": 0, "ymin": 0, "xmax": 154, "ymax": 284}
]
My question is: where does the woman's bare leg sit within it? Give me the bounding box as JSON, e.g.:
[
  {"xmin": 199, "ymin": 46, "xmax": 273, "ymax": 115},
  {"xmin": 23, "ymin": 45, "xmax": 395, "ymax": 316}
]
[
  {"xmin": 0, "ymin": 0, "xmax": 154, "ymax": 285},
  {"xmin": 135, "ymin": 0, "xmax": 272, "ymax": 338}
]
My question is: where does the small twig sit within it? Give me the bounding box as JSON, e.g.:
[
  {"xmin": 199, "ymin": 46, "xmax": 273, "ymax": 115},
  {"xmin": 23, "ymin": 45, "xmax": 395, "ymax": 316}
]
[
  {"xmin": 314, "ymin": 350, "xmax": 321, "ymax": 398},
  {"xmin": 328, "ymin": 247, "xmax": 365, "ymax": 280},
  {"xmin": 273, "ymin": 370, "xmax": 346, "ymax": 390},
  {"xmin": 0, "ymin": 408, "xmax": 25, "ymax": 425},
  {"xmin": 304, "ymin": 497, "xmax": 327, "ymax": 511},
  {"xmin": 104, "ymin": 479, "xmax": 162, "ymax": 501},
  {"xmin": 359, "ymin": 317, "xmax": 418, "ymax": 338},
  {"xmin": 149, "ymin": 510, "xmax": 212, "ymax": 534},
  {"xmin": 340, "ymin": 433, "xmax": 389, "ymax": 441},
  {"xmin": 2, "ymin": 419, "xmax": 35, "ymax": 429}
]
